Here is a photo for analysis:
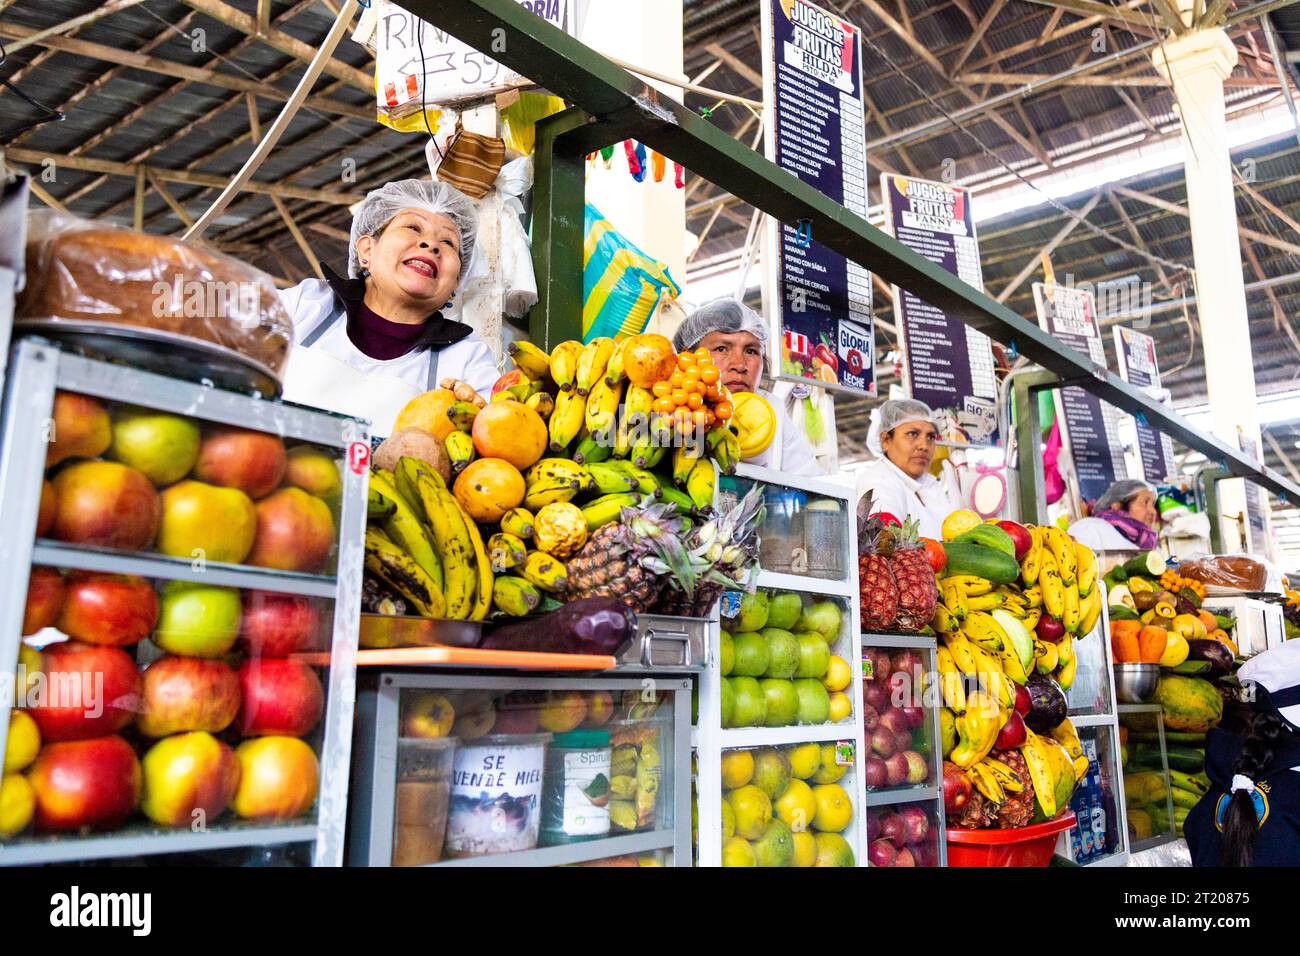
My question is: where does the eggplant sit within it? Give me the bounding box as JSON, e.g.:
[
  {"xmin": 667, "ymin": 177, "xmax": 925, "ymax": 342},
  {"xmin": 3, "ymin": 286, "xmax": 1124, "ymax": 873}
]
[
  {"xmin": 1174, "ymin": 596, "xmax": 1198, "ymax": 618},
  {"xmin": 1024, "ymin": 673, "xmax": 1068, "ymax": 733},
  {"xmin": 479, "ymin": 596, "xmax": 637, "ymax": 657},
  {"xmin": 1185, "ymin": 638, "xmax": 1234, "ymax": 677}
]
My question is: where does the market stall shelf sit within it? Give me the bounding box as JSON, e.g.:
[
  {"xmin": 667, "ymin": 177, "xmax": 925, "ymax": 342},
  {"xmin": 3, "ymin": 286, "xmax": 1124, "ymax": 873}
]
[
  {"xmin": 0, "ymin": 339, "xmax": 366, "ymax": 866},
  {"xmin": 1117, "ymin": 704, "xmax": 1181, "ymax": 854}
]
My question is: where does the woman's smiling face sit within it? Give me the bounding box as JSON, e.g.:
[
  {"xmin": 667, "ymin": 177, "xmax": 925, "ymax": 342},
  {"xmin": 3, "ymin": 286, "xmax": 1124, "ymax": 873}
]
[{"xmin": 355, "ymin": 208, "xmax": 462, "ymax": 311}]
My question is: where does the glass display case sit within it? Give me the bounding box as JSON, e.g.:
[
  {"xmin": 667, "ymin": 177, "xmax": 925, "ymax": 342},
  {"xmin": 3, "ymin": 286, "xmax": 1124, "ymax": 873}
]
[
  {"xmin": 0, "ymin": 340, "xmax": 365, "ymax": 865},
  {"xmin": 1117, "ymin": 704, "xmax": 1179, "ymax": 852},
  {"xmin": 695, "ymin": 464, "xmax": 866, "ymax": 867},
  {"xmin": 349, "ymin": 672, "xmax": 692, "ymax": 866}
]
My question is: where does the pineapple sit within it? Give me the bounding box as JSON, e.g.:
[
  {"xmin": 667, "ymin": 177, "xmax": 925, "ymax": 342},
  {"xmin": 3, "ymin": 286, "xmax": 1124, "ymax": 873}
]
[
  {"xmin": 889, "ymin": 516, "xmax": 938, "ymax": 632},
  {"xmin": 857, "ymin": 494, "xmax": 900, "ymax": 633},
  {"xmin": 653, "ymin": 486, "xmax": 765, "ymax": 617},
  {"xmin": 993, "ymin": 750, "xmax": 1036, "ymax": 829},
  {"xmin": 567, "ymin": 497, "xmax": 697, "ymax": 612}
]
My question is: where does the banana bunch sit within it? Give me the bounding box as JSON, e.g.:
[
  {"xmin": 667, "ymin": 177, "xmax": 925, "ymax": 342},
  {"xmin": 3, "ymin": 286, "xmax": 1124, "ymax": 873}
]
[
  {"xmin": 940, "ymin": 631, "xmax": 1015, "ymax": 710},
  {"xmin": 966, "ymin": 755, "xmax": 1027, "ymax": 805},
  {"xmin": 1020, "ymin": 525, "xmax": 1101, "ymax": 638},
  {"xmin": 364, "ymin": 458, "xmax": 493, "ymax": 621}
]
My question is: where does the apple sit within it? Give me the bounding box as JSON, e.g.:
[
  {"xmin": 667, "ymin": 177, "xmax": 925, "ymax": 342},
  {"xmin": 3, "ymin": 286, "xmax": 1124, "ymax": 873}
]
[
  {"xmin": 912, "ymin": 841, "xmax": 938, "ymax": 867},
  {"xmin": 863, "ymin": 680, "xmax": 888, "ymax": 712},
  {"xmin": 246, "ymin": 487, "xmax": 335, "ymax": 573},
  {"xmin": 901, "ymin": 705, "xmax": 925, "ymax": 729},
  {"xmin": 539, "ymin": 690, "xmax": 588, "ymax": 733},
  {"xmin": 27, "ymin": 642, "xmax": 141, "ymax": 742},
  {"xmin": 240, "ymin": 591, "xmax": 320, "ymax": 658},
  {"xmin": 879, "ymin": 811, "xmax": 906, "ymax": 846},
  {"xmin": 493, "ymin": 691, "xmax": 542, "ymax": 734},
  {"xmin": 51, "ymin": 460, "xmax": 160, "ymax": 551},
  {"xmin": 862, "ymin": 647, "xmax": 892, "ymax": 683},
  {"xmin": 892, "ymin": 650, "xmax": 924, "ymax": 679},
  {"xmin": 868, "ymin": 839, "xmax": 897, "ymax": 867},
  {"xmin": 895, "ymin": 731, "xmax": 913, "ymax": 753},
  {"xmin": 30, "ymin": 735, "xmax": 141, "ymax": 832},
  {"xmin": 109, "ymin": 408, "xmax": 202, "ymax": 487},
  {"xmin": 943, "ymin": 760, "xmax": 972, "ymax": 813},
  {"xmin": 231, "ymin": 736, "xmax": 319, "ymax": 820},
  {"xmin": 1014, "ymin": 683, "xmax": 1032, "ymax": 717},
  {"xmin": 863, "ymin": 755, "xmax": 887, "ymax": 790},
  {"xmin": 154, "ymin": 582, "xmax": 242, "ymax": 658},
  {"xmin": 887, "ymin": 670, "xmax": 913, "ymax": 704},
  {"xmin": 36, "ymin": 480, "xmax": 56, "ymax": 537},
  {"xmin": 899, "ymin": 804, "xmax": 930, "ymax": 843},
  {"xmin": 904, "ymin": 750, "xmax": 929, "ymax": 785},
  {"xmin": 861, "ymin": 704, "xmax": 880, "ymax": 731},
  {"xmin": 994, "ymin": 711, "xmax": 1028, "ymax": 750},
  {"xmin": 996, "ymin": 520, "xmax": 1033, "ymax": 562},
  {"xmin": 284, "ymin": 445, "xmax": 342, "ymax": 502},
  {"xmin": 402, "ymin": 692, "xmax": 455, "ymax": 738},
  {"xmin": 137, "ymin": 656, "xmax": 241, "ymax": 738},
  {"xmin": 866, "ymin": 812, "xmax": 882, "ymax": 845},
  {"xmin": 450, "ymin": 691, "xmax": 497, "ymax": 741},
  {"xmin": 238, "ymin": 658, "xmax": 324, "ymax": 737},
  {"xmin": 23, "ymin": 566, "xmax": 65, "ymax": 636},
  {"xmin": 584, "ymin": 690, "xmax": 614, "ymax": 727},
  {"xmin": 870, "ymin": 726, "xmax": 897, "ymax": 758},
  {"xmin": 893, "ymin": 846, "xmax": 917, "ymax": 867},
  {"xmin": 1037, "ymin": 615, "xmax": 1065, "ymax": 643},
  {"xmin": 45, "ymin": 391, "xmax": 111, "ymax": 467},
  {"xmin": 194, "ymin": 426, "xmax": 287, "ymax": 499},
  {"xmin": 56, "ymin": 572, "xmax": 158, "ymax": 646},
  {"xmin": 140, "ymin": 732, "xmax": 241, "ymax": 827},
  {"xmin": 879, "ymin": 707, "xmax": 909, "ymax": 737},
  {"xmin": 884, "ymin": 751, "xmax": 910, "ymax": 787},
  {"xmin": 158, "ymin": 480, "xmax": 257, "ymax": 564}
]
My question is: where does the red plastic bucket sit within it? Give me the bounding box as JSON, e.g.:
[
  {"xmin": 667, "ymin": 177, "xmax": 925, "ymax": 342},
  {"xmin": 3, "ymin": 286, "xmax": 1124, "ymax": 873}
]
[{"xmin": 945, "ymin": 810, "xmax": 1077, "ymax": 867}]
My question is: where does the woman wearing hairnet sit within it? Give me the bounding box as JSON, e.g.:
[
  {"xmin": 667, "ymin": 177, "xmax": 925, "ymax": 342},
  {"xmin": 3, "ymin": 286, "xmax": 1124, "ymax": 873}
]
[
  {"xmin": 1067, "ymin": 478, "xmax": 1160, "ymax": 551},
  {"xmin": 278, "ymin": 179, "xmax": 500, "ymax": 436},
  {"xmin": 672, "ymin": 298, "xmax": 823, "ymax": 477},
  {"xmin": 854, "ymin": 399, "xmax": 960, "ymax": 538}
]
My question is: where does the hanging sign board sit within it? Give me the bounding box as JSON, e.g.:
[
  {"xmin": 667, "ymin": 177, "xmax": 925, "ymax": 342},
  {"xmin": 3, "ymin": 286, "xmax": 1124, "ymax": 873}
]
[
  {"xmin": 1112, "ymin": 325, "xmax": 1177, "ymax": 485},
  {"xmin": 761, "ymin": 0, "xmax": 874, "ymax": 396},
  {"xmin": 1033, "ymin": 282, "xmax": 1129, "ymax": 504},
  {"xmin": 882, "ymin": 175, "xmax": 998, "ymax": 444}
]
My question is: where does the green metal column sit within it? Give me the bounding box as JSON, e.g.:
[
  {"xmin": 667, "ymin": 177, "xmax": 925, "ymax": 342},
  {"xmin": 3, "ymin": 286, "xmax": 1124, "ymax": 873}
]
[
  {"xmin": 1012, "ymin": 370, "xmax": 1059, "ymax": 526},
  {"xmin": 529, "ymin": 110, "xmax": 589, "ymax": 349},
  {"xmin": 1199, "ymin": 467, "xmax": 1232, "ymax": 554}
]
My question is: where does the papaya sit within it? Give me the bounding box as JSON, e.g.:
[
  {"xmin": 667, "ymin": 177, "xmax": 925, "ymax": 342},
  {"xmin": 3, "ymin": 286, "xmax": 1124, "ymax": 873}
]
[
  {"xmin": 941, "ymin": 541, "xmax": 1020, "ymax": 585},
  {"xmin": 1152, "ymin": 674, "xmax": 1223, "ymax": 734},
  {"xmin": 1137, "ymin": 625, "xmax": 1169, "ymax": 664}
]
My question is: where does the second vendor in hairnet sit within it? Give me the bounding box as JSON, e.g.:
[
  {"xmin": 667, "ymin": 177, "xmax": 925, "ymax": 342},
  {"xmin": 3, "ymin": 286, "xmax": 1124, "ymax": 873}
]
[
  {"xmin": 672, "ymin": 298, "xmax": 824, "ymax": 477},
  {"xmin": 854, "ymin": 398, "xmax": 962, "ymax": 539}
]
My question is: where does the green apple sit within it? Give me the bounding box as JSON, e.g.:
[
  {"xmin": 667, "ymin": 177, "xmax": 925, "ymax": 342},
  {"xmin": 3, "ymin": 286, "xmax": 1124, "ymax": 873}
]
[
  {"xmin": 796, "ymin": 600, "xmax": 842, "ymax": 640},
  {"xmin": 732, "ymin": 591, "xmax": 769, "ymax": 632},
  {"xmin": 794, "ymin": 678, "xmax": 830, "ymax": 725},
  {"xmin": 730, "ymin": 632, "xmax": 769, "ymax": 677},
  {"xmin": 762, "ymin": 678, "xmax": 800, "ymax": 727},
  {"xmin": 730, "ymin": 677, "xmax": 767, "ymax": 728},
  {"xmin": 719, "ymin": 631, "xmax": 735, "ymax": 676},
  {"xmin": 795, "ymin": 632, "xmax": 831, "ymax": 679},
  {"xmin": 766, "ymin": 592, "xmax": 803, "ymax": 630},
  {"xmin": 761, "ymin": 628, "xmax": 799, "ymax": 679},
  {"xmin": 110, "ymin": 409, "xmax": 201, "ymax": 487},
  {"xmin": 154, "ymin": 582, "xmax": 242, "ymax": 658}
]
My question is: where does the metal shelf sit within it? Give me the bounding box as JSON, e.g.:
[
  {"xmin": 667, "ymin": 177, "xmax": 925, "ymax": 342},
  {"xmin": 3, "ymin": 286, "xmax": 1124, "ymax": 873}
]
[
  {"xmin": 1129, "ymin": 832, "xmax": 1182, "ymax": 854},
  {"xmin": 0, "ymin": 821, "xmax": 318, "ymax": 866},
  {"xmin": 31, "ymin": 541, "xmax": 339, "ymax": 598},
  {"xmin": 862, "ymin": 785, "xmax": 942, "ymax": 809},
  {"xmin": 1117, "ymin": 704, "xmax": 1163, "ymax": 715},
  {"xmin": 861, "ymin": 632, "xmax": 937, "ymax": 649},
  {"xmin": 428, "ymin": 829, "xmax": 675, "ymax": 868},
  {"xmin": 754, "ymin": 569, "xmax": 853, "ymax": 598},
  {"xmin": 1069, "ymin": 713, "xmax": 1120, "ymax": 729},
  {"xmin": 718, "ymin": 724, "xmax": 858, "ymax": 748}
]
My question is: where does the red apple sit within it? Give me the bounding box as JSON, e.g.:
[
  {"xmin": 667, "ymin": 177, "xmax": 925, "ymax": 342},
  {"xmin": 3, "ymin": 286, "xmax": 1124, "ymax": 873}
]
[
  {"xmin": 863, "ymin": 754, "xmax": 888, "ymax": 790},
  {"xmin": 894, "ymin": 846, "xmax": 917, "ymax": 867},
  {"xmin": 870, "ymin": 725, "xmax": 897, "ymax": 758},
  {"xmin": 29, "ymin": 735, "xmax": 141, "ymax": 832},
  {"xmin": 863, "ymin": 681, "xmax": 888, "ymax": 712},
  {"xmin": 884, "ymin": 752, "xmax": 911, "ymax": 787},
  {"xmin": 23, "ymin": 566, "xmax": 65, "ymax": 636},
  {"xmin": 904, "ymin": 750, "xmax": 929, "ymax": 784},
  {"xmin": 901, "ymin": 705, "xmax": 925, "ymax": 729},
  {"xmin": 879, "ymin": 811, "xmax": 907, "ymax": 846},
  {"xmin": 56, "ymin": 572, "xmax": 158, "ymax": 646},
  {"xmin": 194, "ymin": 426, "xmax": 287, "ymax": 500},
  {"xmin": 37, "ymin": 480, "xmax": 57, "ymax": 537},
  {"xmin": 899, "ymin": 804, "xmax": 930, "ymax": 843},
  {"xmin": 879, "ymin": 707, "xmax": 909, "ymax": 737},
  {"xmin": 994, "ymin": 711, "xmax": 1028, "ymax": 750},
  {"xmin": 137, "ymin": 656, "xmax": 241, "ymax": 738},
  {"xmin": 45, "ymin": 392, "xmax": 111, "ymax": 467},
  {"xmin": 892, "ymin": 650, "xmax": 924, "ymax": 678},
  {"xmin": 246, "ymin": 487, "xmax": 335, "ymax": 573},
  {"xmin": 1037, "ymin": 615, "xmax": 1066, "ymax": 643},
  {"xmin": 240, "ymin": 591, "xmax": 321, "ymax": 658},
  {"xmin": 868, "ymin": 839, "xmax": 897, "ymax": 867},
  {"xmin": 866, "ymin": 812, "xmax": 882, "ymax": 844},
  {"xmin": 231, "ymin": 736, "xmax": 319, "ymax": 820},
  {"xmin": 493, "ymin": 692, "xmax": 542, "ymax": 735},
  {"xmin": 943, "ymin": 760, "xmax": 971, "ymax": 813},
  {"xmin": 140, "ymin": 731, "xmax": 241, "ymax": 827},
  {"xmin": 238, "ymin": 658, "xmax": 324, "ymax": 737},
  {"xmin": 27, "ymin": 642, "xmax": 141, "ymax": 742},
  {"xmin": 583, "ymin": 690, "xmax": 614, "ymax": 727},
  {"xmin": 51, "ymin": 460, "xmax": 160, "ymax": 551},
  {"xmin": 861, "ymin": 704, "xmax": 880, "ymax": 731},
  {"xmin": 895, "ymin": 730, "xmax": 914, "ymax": 754},
  {"xmin": 996, "ymin": 520, "xmax": 1033, "ymax": 562},
  {"xmin": 912, "ymin": 841, "xmax": 938, "ymax": 867},
  {"xmin": 862, "ymin": 647, "xmax": 892, "ymax": 683},
  {"xmin": 1014, "ymin": 683, "xmax": 1032, "ymax": 717}
]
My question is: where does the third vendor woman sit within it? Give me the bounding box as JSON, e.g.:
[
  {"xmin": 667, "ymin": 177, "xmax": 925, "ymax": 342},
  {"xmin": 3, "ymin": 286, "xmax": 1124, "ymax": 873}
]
[
  {"xmin": 855, "ymin": 399, "xmax": 961, "ymax": 539},
  {"xmin": 278, "ymin": 179, "xmax": 500, "ymax": 436}
]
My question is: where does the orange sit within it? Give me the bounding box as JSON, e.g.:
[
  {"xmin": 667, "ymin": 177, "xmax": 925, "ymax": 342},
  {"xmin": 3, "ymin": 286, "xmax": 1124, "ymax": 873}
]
[
  {"xmin": 811, "ymin": 783, "xmax": 852, "ymax": 832},
  {"xmin": 721, "ymin": 749, "xmax": 754, "ymax": 790}
]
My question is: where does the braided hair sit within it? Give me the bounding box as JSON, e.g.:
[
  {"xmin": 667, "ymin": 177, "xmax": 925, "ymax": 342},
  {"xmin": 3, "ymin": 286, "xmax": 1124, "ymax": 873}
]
[{"xmin": 1221, "ymin": 708, "xmax": 1286, "ymax": 867}]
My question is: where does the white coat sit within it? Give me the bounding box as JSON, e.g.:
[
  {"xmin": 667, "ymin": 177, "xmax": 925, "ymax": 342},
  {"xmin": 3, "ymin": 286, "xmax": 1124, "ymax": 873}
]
[
  {"xmin": 743, "ymin": 389, "xmax": 825, "ymax": 477},
  {"xmin": 855, "ymin": 456, "xmax": 960, "ymax": 540},
  {"xmin": 1067, "ymin": 516, "xmax": 1141, "ymax": 553},
  {"xmin": 278, "ymin": 277, "xmax": 500, "ymax": 437}
]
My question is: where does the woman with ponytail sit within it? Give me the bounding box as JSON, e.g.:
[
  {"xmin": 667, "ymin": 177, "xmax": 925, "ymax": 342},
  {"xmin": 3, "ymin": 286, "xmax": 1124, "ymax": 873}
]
[{"xmin": 1184, "ymin": 641, "xmax": 1300, "ymax": 866}]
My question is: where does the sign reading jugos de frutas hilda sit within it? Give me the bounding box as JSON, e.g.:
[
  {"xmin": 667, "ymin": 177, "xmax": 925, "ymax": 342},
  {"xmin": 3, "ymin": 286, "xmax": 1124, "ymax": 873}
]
[
  {"xmin": 1113, "ymin": 326, "xmax": 1177, "ymax": 485},
  {"xmin": 761, "ymin": 0, "xmax": 874, "ymax": 396},
  {"xmin": 883, "ymin": 175, "xmax": 999, "ymax": 446}
]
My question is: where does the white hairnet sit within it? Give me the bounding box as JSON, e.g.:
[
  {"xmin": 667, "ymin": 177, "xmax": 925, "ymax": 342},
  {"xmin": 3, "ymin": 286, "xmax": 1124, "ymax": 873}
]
[
  {"xmin": 348, "ymin": 179, "xmax": 478, "ymax": 280},
  {"xmin": 673, "ymin": 297, "xmax": 768, "ymax": 355},
  {"xmin": 1094, "ymin": 478, "xmax": 1155, "ymax": 511},
  {"xmin": 867, "ymin": 398, "xmax": 938, "ymax": 457}
]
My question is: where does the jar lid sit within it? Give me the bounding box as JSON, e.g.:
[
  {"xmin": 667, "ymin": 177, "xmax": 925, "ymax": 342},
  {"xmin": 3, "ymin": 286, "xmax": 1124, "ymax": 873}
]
[{"xmin": 551, "ymin": 729, "xmax": 611, "ymax": 749}]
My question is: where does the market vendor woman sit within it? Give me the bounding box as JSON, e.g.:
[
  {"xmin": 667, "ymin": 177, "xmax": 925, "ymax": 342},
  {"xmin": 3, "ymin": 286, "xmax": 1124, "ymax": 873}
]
[
  {"xmin": 672, "ymin": 298, "xmax": 823, "ymax": 477},
  {"xmin": 279, "ymin": 180, "xmax": 499, "ymax": 436},
  {"xmin": 1067, "ymin": 478, "xmax": 1160, "ymax": 552},
  {"xmin": 854, "ymin": 399, "xmax": 961, "ymax": 540}
]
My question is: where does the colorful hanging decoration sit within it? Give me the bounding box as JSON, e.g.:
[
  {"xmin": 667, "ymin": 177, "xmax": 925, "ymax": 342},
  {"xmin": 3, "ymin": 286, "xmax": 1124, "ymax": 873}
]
[
  {"xmin": 674, "ymin": 162, "xmax": 684, "ymax": 189},
  {"xmin": 600, "ymin": 144, "xmax": 616, "ymax": 168},
  {"xmin": 623, "ymin": 139, "xmax": 641, "ymax": 178},
  {"xmin": 650, "ymin": 150, "xmax": 666, "ymax": 183}
]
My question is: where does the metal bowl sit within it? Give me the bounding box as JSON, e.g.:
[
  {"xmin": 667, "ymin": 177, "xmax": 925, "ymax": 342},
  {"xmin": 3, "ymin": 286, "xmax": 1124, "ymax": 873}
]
[{"xmin": 1114, "ymin": 663, "xmax": 1161, "ymax": 703}]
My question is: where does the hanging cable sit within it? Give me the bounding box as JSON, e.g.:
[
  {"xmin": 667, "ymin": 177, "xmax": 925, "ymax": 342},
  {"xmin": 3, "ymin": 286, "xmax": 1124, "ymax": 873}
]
[{"xmin": 0, "ymin": 41, "xmax": 66, "ymax": 143}]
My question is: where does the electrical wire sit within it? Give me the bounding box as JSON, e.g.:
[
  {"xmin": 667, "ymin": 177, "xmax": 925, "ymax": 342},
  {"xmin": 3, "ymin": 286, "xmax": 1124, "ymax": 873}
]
[{"xmin": 0, "ymin": 40, "xmax": 66, "ymax": 143}]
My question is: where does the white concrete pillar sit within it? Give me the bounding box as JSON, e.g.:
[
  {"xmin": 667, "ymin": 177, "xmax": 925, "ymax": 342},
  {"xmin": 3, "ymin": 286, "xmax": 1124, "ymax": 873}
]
[{"xmin": 1153, "ymin": 27, "xmax": 1262, "ymax": 552}]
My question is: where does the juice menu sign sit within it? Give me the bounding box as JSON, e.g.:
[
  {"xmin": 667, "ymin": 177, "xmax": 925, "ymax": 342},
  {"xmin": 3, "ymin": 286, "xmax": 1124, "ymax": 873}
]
[
  {"xmin": 1113, "ymin": 326, "xmax": 1177, "ymax": 485},
  {"xmin": 761, "ymin": 0, "xmax": 874, "ymax": 395},
  {"xmin": 1033, "ymin": 283, "xmax": 1129, "ymax": 504},
  {"xmin": 883, "ymin": 175, "xmax": 998, "ymax": 445}
]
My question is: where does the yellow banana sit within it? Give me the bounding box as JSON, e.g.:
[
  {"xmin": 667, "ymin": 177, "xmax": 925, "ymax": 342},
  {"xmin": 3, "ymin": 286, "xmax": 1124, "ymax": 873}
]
[
  {"xmin": 548, "ymin": 388, "xmax": 586, "ymax": 451},
  {"xmin": 584, "ymin": 376, "xmax": 624, "ymax": 436},
  {"xmin": 941, "ymin": 579, "xmax": 969, "ymax": 621},
  {"xmin": 611, "ymin": 409, "xmax": 632, "ymax": 459},
  {"xmin": 526, "ymin": 391, "xmax": 555, "ymax": 420},
  {"xmin": 370, "ymin": 469, "xmax": 444, "ymax": 594},
  {"xmin": 524, "ymin": 478, "xmax": 582, "ymax": 512},
  {"xmin": 488, "ymin": 532, "xmax": 528, "ymax": 573},
  {"xmin": 461, "ymin": 506, "xmax": 493, "ymax": 621},
  {"xmin": 981, "ymin": 757, "xmax": 1025, "ymax": 793},
  {"xmin": 1020, "ymin": 527, "xmax": 1043, "ymax": 586},
  {"xmin": 686, "ymin": 458, "xmax": 717, "ymax": 510},
  {"xmin": 576, "ymin": 337, "xmax": 616, "ymax": 396},
  {"xmin": 966, "ymin": 592, "xmax": 1007, "ymax": 612},
  {"xmin": 940, "ymin": 631, "xmax": 980, "ymax": 676},
  {"xmin": 1047, "ymin": 526, "xmax": 1077, "ymax": 586},
  {"xmin": 548, "ymin": 340, "xmax": 583, "ymax": 392},
  {"xmin": 935, "ymin": 646, "xmax": 967, "ymax": 712},
  {"xmin": 705, "ymin": 424, "xmax": 740, "ymax": 474},
  {"xmin": 500, "ymin": 507, "xmax": 535, "ymax": 540},
  {"xmin": 1023, "ymin": 606, "xmax": 1042, "ymax": 632},
  {"xmin": 492, "ymin": 576, "xmax": 542, "ymax": 616},
  {"xmin": 414, "ymin": 472, "xmax": 477, "ymax": 619},
  {"xmin": 967, "ymin": 640, "xmax": 1014, "ymax": 708},
  {"xmin": 574, "ymin": 427, "xmax": 614, "ymax": 465},
  {"xmin": 508, "ymin": 340, "xmax": 551, "ymax": 381},
  {"xmin": 946, "ymin": 574, "xmax": 993, "ymax": 596},
  {"xmin": 1039, "ymin": 550, "xmax": 1065, "ymax": 620},
  {"xmin": 1062, "ymin": 581, "xmax": 1081, "ymax": 633},
  {"xmin": 1033, "ymin": 638, "xmax": 1059, "ymax": 675},
  {"xmin": 966, "ymin": 762, "xmax": 1005, "ymax": 804},
  {"xmin": 1078, "ymin": 583, "xmax": 1102, "ymax": 636},
  {"xmin": 1022, "ymin": 586, "xmax": 1042, "ymax": 609},
  {"xmin": 526, "ymin": 457, "xmax": 592, "ymax": 493},
  {"xmin": 962, "ymin": 612, "xmax": 1006, "ymax": 653},
  {"xmin": 444, "ymin": 430, "xmax": 475, "ymax": 474},
  {"xmin": 581, "ymin": 493, "xmax": 639, "ymax": 530},
  {"xmin": 1074, "ymin": 540, "xmax": 1097, "ymax": 597},
  {"xmin": 586, "ymin": 462, "xmax": 638, "ymax": 495},
  {"xmin": 623, "ymin": 384, "xmax": 654, "ymax": 428},
  {"xmin": 996, "ymin": 640, "xmax": 1029, "ymax": 685},
  {"xmin": 672, "ymin": 442, "xmax": 702, "ymax": 488},
  {"xmin": 932, "ymin": 603, "xmax": 958, "ymax": 635},
  {"xmin": 446, "ymin": 401, "xmax": 479, "ymax": 432},
  {"xmin": 1055, "ymin": 635, "xmax": 1077, "ymax": 689},
  {"xmin": 520, "ymin": 551, "xmax": 568, "ymax": 593},
  {"xmin": 603, "ymin": 337, "xmax": 630, "ymax": 388},
  {"xmin": 603, "ymin": 460, "xmax": 661, "ymax": 496},
  {"xmin": 364, "ymin": 526, "xmax": 446, "ymax": 618}
]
